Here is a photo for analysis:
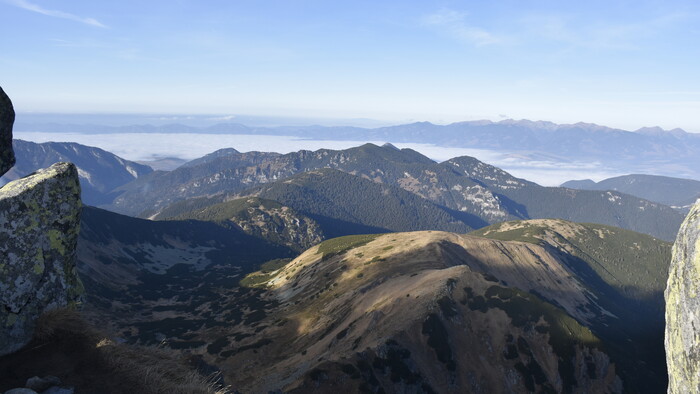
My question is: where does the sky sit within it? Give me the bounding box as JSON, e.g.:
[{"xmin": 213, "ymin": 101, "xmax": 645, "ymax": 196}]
[{"xmin": 1, "ymin": 0, "xmax": 700, "ymax": 131}]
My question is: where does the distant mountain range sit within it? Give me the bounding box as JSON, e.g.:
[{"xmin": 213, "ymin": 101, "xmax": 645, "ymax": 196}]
[
  {"xmin": 562, "ymin": 174, "xmax": 700, "ymax": 211},
  {"xmin": 2, "ymin": 138, "xmax": 685, "ymax": 241},
  {"xmin": 16, "ymin": 118, "xmax": 700, "ymax": 180}
]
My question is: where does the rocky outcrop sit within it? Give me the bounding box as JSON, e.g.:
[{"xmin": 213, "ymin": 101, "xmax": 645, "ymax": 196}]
[
  {"xmin": 666, "ymin": 198, "xmax": 700, "ymax": 393},
  {"xmin": 228, "ymin": 200, "xmax": 324, "ymax": 252},
  {"xmin": 0, "ymin": 162, "xmax": 83, "ymax": 356},
  {"xmin": 0, "ymin": 86, "xmax": 15, "ymax": 176}
]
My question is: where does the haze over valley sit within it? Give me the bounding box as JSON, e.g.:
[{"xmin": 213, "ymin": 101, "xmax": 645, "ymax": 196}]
[{"xmin": 12, "ymin": 114, "xmax": 700, "ymax": 186}]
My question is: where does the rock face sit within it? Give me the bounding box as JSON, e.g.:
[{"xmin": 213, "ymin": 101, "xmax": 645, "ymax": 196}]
[
  {"xmin": 157, "ymin": 196, "xmax": 325, "ymax": 252},
  {"xmin": 666, "ymin": 198, "xmax": 700, "ymax": 392},
  {"xmin": 218, "ymin": 199, "xmax": 324, "ymax": 252},
  {"xmin": 0, "ymin": 86, "xmax": 15, "ymax": 176},
  {"xmin": 0, "ymin": 162, "xmax": 83, "ymax": 356}
]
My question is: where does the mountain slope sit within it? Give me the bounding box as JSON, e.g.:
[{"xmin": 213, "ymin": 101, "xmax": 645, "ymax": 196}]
[
  {"xmin": 109, "ymin": 143, "xmax": 436, "ymax": 217},
  {"xmin": 495, "ymin": 183, "xmax": 682, "ymax": 241},
  {"xmin": 399, "ymin": 155, "xmax": 683, "ymax": 241},
  {"xmin": 471, "ymin": 219, "xmax": 671, "ymax": 306},
  {"xmin": 110, "ymin": 148, "xmax": 282, "ymax": 216},
  {"xmin": 77, "ymin": 206, "xmax": 294, "ymax": 339},
  {"xmin": 119, "ymin": 143, "xmax": 683, "ymax": 240},
  {"xmin": 207, "ymin": 225, "xmax": 669, "ymax": 392},
  {"xmin": 239, "ymin": 168, "xmax": 481, "ymax": 237},
  {"xmin": 1, "ymin": 140, "xmax": 152, "ymax": 205},
  {"xmin": 561, "ymin": 174, "xmax": 700, "ymax": 210},
  {"xmin": 471, "ymin": 219, "xmax": 672, "ymax": 390}
]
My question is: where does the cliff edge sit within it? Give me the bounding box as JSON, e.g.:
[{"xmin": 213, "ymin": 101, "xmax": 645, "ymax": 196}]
[
  {"xmin": 0, "ymin": 162, "xmax": 83, "ymax": 355},
  {"xmin": 666, "ymin": 197, "xmax": 700, "ymax": 392}
]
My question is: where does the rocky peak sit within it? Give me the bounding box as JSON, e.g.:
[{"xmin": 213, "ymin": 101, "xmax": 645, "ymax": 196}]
[{"xmin": 666, "ymin": 198, "xmax": 700, "ymax": 392}]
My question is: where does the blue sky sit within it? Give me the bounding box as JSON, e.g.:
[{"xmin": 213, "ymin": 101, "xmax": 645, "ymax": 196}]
[{"xmin": 1, "ymin": 0, "xmax": 699, "ymax": 131}]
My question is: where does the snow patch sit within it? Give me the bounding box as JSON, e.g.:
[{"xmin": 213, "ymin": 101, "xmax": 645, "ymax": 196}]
[
  {"xmin": 605, "ymin": 191, "xmax": 622, "ymax": 204},
  {"xmin": 125, "ymin": 165, "xmax": 139, "ymax": 178},
  {"xmin": 76, "ymin": 168, "xmax": 93, "ymax": 185},
  {"xmin": 462, "ymin": 185, "xmax": 507, "ymax": 218}
]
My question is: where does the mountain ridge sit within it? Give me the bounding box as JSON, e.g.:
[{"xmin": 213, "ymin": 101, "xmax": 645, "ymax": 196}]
[
  {"xmin": 561, "ymin": 174, "xmax": 700, "ymax": 210},
  {"xmin": 217, "ymin": 221, "xmax": 670, "ymax": 392},
  {"xmin": 1, "ymin": 139, "xmax": 152, "ymax": 205},
  {"xmin": 111, "ymin": 143, "xmax": 683, "ymax": 240}
]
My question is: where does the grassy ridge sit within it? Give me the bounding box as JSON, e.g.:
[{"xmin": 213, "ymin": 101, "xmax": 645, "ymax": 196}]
[
  {"xmin": 315, "ymin": 234, "xmax": 382, "ymax": 260},
  {"xmin": 470, "ymin": 220, "xmax": 671, "ymax": 300},
  {"xmin": 239, "ymin": 258, "xmax": 294, "ymax": 288}
]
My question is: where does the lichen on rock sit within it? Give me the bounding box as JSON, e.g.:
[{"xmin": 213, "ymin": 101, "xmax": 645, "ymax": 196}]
[
  {"xmin": 0, "ymin": 86, "xmax": 15, "ymax": 177},
  {"xmin": 0, "ymin": 162, "xmax": 84, "ymax": 356},
  {"xmin": 666, "ymin": 197, "xmax": 700, "ymax": 393}
]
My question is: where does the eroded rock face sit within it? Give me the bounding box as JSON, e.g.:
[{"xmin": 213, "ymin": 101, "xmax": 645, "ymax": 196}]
[
  {"xmin": 0, "ymin": 86, "xmax": 15, "ymax": 176},
  {"xmin": 0, "ymin": 162, "xmax": 83, "ymax": 356},
  {"xmin": 666, "ymin": 198, "xmax": 700, "ymax": 393}
]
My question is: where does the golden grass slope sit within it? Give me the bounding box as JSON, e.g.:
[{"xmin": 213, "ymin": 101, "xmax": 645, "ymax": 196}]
[{"xmin": 228, "ymin": 230, "xmax": 620, "ymax": 392}]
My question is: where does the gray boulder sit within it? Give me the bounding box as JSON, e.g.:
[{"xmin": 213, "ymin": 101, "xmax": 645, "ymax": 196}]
[
  {"xmin": 25, "ymin": 376, "xmax": 61, "ymax": 392},
  {"xmin": 0, "ymin": 86, "xmax": 15, "ymax": 177},
  {"xmin": 4, "ymin": 389, "xmax": 38, "ymax": 394},
  {"xmin": 0, "ymin": 162, "xmax": 83, "ymax": 356},
  {"xmin": 666, "ymin": 198, "xmax": 700, "ymax": 393}
]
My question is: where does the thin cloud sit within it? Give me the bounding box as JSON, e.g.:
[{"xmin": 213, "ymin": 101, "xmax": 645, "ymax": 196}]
[
  {"xmin": 6, "ymin": 0, "xmax": 107, "ymax": 28},
  {"xmin": 521, "ymin": 12, "xmax": 688, "ymax": 51},
  {"xmin": 422, "ymin": 8, "xmax": 501, "ymax": 47}
]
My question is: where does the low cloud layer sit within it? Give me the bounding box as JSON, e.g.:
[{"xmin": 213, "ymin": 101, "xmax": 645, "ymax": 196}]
[{"xmin": 15, "ymin": 131, "xmax": 624, "ymax": 186}]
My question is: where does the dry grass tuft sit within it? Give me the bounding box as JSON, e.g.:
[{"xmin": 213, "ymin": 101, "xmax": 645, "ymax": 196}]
[
  {"xmin": 34, "ymin": 307, "xmax": 101, "ymax": 342},
  {"xmin": 97, "ymin": 339, "xmax": 229, "ymax": 394}
]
